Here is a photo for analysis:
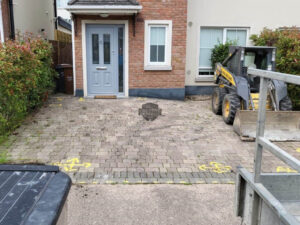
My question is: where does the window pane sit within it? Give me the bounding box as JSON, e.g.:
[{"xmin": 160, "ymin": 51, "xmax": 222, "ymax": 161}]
[
  {"xmin": 157, "ymin": 45, "xmax": 165, "ymax": 62},
  {"xmin": 150, "ymin": 46, "xmax": 158, "ymax": 62},
  {"xmin": 92, "ymin": 34, "xmax": 99, "ymax": 64},
  {"xmin": 236, "ymin": 30, "xmax": 247, "ymax": 46},
  {"xmin": 226, "ymin": 29, "xmax": 247, "ymax": 46},
  {"xmin": 118, "ymin": 27, "xmax": 124, "ymax": 93},
  {"xmin": 150, "ymin": 27, "xmax": 165, "ymax": 45},
  {"xmin": 199, "ymin": 48, "xmax": 213, "ymax": 68},
  {"xmin": 200, "ymin": 28, "xmax": 223, "ymax": 48},
  {"xmin": 199, "ymin": 28, "xmax": 223, "ymax": 68},
  {"xmin": 103, "ymin": 34, "xmax": 110, "ymax": 64},
  {"xmin": 150, "ymin": 27, "xmax": 166, "ymax": 62}
]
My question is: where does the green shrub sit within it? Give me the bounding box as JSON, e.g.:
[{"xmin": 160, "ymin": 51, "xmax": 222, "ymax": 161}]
[
  {"xmin": 0, "ymin": 35, "xmax": 56, "ymax": 137},
  {"xmin": 211, "ymin": 41, "xmax": 236, "ymax": 69},
  {"xmin": 251, "ymin": 28, "xmax": 300, "ymax": 109}
]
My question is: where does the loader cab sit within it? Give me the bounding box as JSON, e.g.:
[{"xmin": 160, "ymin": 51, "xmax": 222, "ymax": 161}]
[{"xmin": 227, "ymin": 46, "xmax": 276, "ymax": 92}]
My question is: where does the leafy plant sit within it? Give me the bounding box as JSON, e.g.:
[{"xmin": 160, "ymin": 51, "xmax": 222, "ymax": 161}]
[
  {"xmin": 251, "ymin": 28, "xmax": 300, "ymax": 109},
  {"xmin": 211, "ymin": 41, "xmax": 235, "ymax": 69},
  {"xmin": 0, "ymin": 34, "xmax": 56, "ymax": 138}
]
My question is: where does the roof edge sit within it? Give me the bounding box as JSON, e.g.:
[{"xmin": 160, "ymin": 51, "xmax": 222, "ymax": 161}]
[
  {"xmin": 66, "ymin": 5, "xmax": 142, "ymax": 10},
  {"xmin": 66, "ymin": 5, "xmax": 142, "ymax": 14}
]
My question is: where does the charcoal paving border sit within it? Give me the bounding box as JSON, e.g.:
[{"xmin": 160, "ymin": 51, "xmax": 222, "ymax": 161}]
[{"xmin": 68, "ymin": 171, "xmax": 236, "ymax": 184}]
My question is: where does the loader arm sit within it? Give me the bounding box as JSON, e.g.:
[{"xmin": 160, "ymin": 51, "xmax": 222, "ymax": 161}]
[{"xmin": 215, "ymin": 63, "xmax": 236, "ymax": 86}]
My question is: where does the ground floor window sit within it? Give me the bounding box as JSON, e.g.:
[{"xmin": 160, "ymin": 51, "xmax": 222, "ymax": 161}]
[
  {"xmin": 144, "ymin": 20, "xmax": 172, "ymax": 70},
  {"xmin": 199, "ymin": 27, "xmax": 248, "ymax": 76}
]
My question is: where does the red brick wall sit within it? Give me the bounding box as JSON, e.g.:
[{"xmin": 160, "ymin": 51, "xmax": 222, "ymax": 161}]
[
  {"xmin": 1, "ymin": 0, "xmax": 11, "ymax": 41},
  {"xmin": 73, "ymin": 0, "xmax": 187, "ymax": 91}
]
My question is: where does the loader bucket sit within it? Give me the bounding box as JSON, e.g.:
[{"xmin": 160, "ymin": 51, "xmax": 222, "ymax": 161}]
[{"xmin": 233, "ymin": 110, "xmax": 300, "ymax": 141}]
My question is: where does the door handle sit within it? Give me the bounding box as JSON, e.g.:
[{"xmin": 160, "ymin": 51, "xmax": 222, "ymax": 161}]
[{"xmin": 96, "ymin": 67, "xmax": 107, "ymax": 70}]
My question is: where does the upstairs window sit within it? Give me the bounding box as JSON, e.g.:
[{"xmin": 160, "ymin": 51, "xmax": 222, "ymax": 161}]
[{"xmin": 144, "ymin": 20, "xmax": 172, "ymax": 70}]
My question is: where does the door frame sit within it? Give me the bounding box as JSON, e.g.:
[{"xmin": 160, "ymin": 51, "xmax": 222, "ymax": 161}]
[{"xmin": 82, "ymin": 20, "xmax": 129, "ymax": 97}]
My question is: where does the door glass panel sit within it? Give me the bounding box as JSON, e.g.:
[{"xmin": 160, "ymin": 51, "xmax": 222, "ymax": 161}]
[
  {"xmin": 118, "ymin": 27, "xmax": 124, "ymax": 93},
  {"xmin": 92, "ymin": 34, "xmax": 99, "ymax": 64},
  {"xmin": 103, "ymin": 34, "xmax": 111, "ymax": 64}
]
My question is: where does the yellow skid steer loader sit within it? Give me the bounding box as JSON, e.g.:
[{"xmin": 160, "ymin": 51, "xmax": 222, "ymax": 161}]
[{"xmin": 212, "ymin": 46, "xmax": 300, "ymax": 141}]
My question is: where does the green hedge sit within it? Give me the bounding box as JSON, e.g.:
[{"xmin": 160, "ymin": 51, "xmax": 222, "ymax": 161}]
[
  {"xmin": 210, "ymin": 42, "xmax": 234, "ymax": 69},
  {"xmin": 251, "ymin": 28, "xmax": 300, "ymax": 109},
  {"xmin": 0, "ymin": 36, "xmax": 56, "ymax": 137}
]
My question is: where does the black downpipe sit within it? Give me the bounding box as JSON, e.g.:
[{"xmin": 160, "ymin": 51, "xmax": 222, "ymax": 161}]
[
  {"xmin": 8, "ymin": 0, "xmax": 15, "ymax": 40},
  {"xmin": 54, "ymin": 0, "xmax": 57, "ymax": 30}
]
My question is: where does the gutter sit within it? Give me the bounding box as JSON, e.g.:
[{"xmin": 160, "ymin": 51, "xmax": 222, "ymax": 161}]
[
  {"xmin": 8, "ymin": 0, "xmax": 14, "ymax": 39},
  {"xmin": 0, "ymin": 0, "xmax": 4, "ymax": 42},
  {"xmin": 54, "ymin": 0, "xmax": 57, "ymax": 29}
]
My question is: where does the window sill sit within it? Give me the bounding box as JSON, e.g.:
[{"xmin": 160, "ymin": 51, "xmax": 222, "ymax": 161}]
[
  {"xmin": 195, "ymin": 76, "xmax": 215, "ymax": 82},
  {"xmin": 144, "ymin": 65, "xmax": 172, "ymax": 71}
]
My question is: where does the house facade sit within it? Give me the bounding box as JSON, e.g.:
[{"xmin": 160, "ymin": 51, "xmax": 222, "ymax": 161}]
[
  {"xmin": 0, "ymin": 0, "xmax": 72, "ymax": 42},
  {"xmin": 185, "ymin": 0, "xmax": 300, "ymax": 95},
  {"xmin": 67, "ymin": 0, "xmax": 187, "ymax": 100}
]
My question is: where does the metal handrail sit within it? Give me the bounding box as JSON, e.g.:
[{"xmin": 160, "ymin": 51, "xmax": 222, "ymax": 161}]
[{"xmin": 247, "ymin": 69, "xmax": 300, "ymax": 183}]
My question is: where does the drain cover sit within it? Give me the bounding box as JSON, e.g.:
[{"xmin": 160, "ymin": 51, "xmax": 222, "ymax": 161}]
[{"xmin": 139, "ymin": 103, "xmax": 162, "ymax": 121}]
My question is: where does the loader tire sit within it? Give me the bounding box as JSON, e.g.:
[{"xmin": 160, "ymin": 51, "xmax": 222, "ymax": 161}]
[
  {"xmin": 280, "ymin": 96, "xmax": 293, "ymax": 111},
  {"xmin": 212, "ymin": 87, "xmax": 227, "ymax": 115},
  {"xmin": 222, "ymin": 94, "xmax": 241, "ymax": 124}
]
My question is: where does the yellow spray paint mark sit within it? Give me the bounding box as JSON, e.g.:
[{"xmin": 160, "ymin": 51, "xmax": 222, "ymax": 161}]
[
  {"xmin": 57, "ymin": 97, "xmax": 63, "ymax": 101},
  {"xmin": 167, "ymin": 181, "xmax": 174, "ymax": 184},
  {"xmin": 196, "ymin": 180, "xmax": 205, "ymax": 184},
  {"xmin": 53, "ymin": 158, "xmax": 91, "ymax": 172},
  {"xmin": 79, "ymin": 98, "xmax": 85, "ymax": 102},
  {"xmin": 49, "ymin": 104, "xmax": 62, "ymax": 107},
  {"xmin": 199, "ymin": 162, "xmax": 232, "ymax": 174},
  {"xmin": 227, "ymin": 181, "xmax": 235, "ymax": 184},
  {"xmin": 296, "ymin": 148, "xmax": 300, "ymax": 153},
  {"xmin": 276, "ymin": 166, "xmax": 297, "ymax": 173},
  {"xmin": 106, "ymin": 180, "xmax": 115, "ymax": 184}
]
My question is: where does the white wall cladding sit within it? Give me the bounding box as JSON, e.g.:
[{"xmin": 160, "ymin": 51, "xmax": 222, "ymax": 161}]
[
  {"xmin": 13, "ymin": 0, "xmax": 55, "ymax": 40},
  {"xmin": 186, "ymin": 0, "xmax": 300, "ymax": 86}
]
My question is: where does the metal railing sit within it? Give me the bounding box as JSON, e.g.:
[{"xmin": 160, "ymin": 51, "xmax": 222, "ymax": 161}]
[{"xmin": 247, "ymin": 68, "xmax": 300, "ymax": 183}]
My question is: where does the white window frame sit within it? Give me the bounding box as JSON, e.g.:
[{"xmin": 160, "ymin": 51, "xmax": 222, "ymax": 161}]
[
  {"xmin": 197, "ymin": 27, "xmax": 249, "ymax": 81},
  {"xmin": 144, "ymin": 20, "xmax": 172, "ymax": 71}
]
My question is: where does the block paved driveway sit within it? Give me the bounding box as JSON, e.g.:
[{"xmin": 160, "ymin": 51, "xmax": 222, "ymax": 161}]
[{"xmin": 4, "ymin": 94, "xmax": 300, "ymax": 184}]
